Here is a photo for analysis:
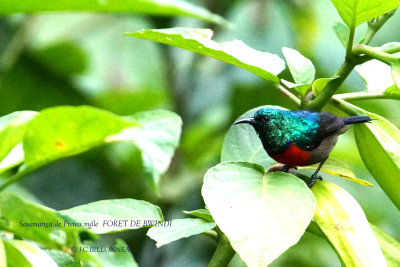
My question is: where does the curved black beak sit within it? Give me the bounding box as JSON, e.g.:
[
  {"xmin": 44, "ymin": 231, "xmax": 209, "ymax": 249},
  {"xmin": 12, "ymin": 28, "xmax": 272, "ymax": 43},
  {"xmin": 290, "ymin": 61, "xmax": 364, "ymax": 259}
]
[{"xmin": 234, "ymin": 117, "xmax": 255, "ymax": 125}]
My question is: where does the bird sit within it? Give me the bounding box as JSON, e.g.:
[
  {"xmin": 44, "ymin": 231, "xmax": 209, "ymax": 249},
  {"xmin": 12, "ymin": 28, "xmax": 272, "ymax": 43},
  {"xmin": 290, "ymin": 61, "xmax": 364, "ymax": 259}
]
[{"xmin": 234, "ymin": 107, "xmax": 372, "ymax": 187}]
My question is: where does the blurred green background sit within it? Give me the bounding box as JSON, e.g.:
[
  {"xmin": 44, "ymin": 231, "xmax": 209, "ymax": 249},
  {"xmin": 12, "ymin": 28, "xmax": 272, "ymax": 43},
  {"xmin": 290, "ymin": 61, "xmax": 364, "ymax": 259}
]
[{"xmin": 1, "ymin": 0, "xmax": 399, "ymax": 266}]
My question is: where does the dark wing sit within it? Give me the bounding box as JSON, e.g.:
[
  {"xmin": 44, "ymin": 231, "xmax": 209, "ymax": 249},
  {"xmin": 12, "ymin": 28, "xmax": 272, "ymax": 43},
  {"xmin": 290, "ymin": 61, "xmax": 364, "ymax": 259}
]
[{"xmin": 300, "ymin": 112, "xmax": 345, "ymax": 151}]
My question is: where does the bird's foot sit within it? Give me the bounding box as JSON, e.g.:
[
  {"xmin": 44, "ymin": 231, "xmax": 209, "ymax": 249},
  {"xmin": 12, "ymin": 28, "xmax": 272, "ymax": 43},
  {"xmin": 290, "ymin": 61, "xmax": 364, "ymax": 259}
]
[
  {"xmin": 282, "ymin": 165, "xmax": 297, "ymax": 173},
  {"xmin": 307, "ymin": 174, "xmax": 323, "ymax": 188}
]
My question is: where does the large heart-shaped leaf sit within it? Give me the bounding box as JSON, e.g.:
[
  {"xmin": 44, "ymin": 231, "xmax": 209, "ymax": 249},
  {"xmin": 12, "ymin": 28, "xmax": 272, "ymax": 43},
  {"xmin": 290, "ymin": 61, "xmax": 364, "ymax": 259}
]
[
  {"xmin": 221, "ymin": 106, "xmax": 282, "ymax": 169},
  {"xmin": 202, "ymin": 162, "xmax": 315, "ymax": 266},
  {"xmin": 128, "ymin": 28, "xmax": 285, "ymax": 83},
  {"xmin": 312, "ymin": 181, "xmax": 386, "ymax": 266},
  {"xmin": 60, "ymin": 199, "xmax": 163, "ymax": 234},
  {"xmin": 329, "ymin": 0, "xmax": 399, "ymax": 28}
]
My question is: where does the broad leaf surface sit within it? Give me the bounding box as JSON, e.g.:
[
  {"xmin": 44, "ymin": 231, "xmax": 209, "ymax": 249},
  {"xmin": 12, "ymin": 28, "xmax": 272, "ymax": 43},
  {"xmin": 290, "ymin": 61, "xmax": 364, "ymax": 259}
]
[
  {"xmin": 0, "ymin": 192, "xmax": 95, "ymax": 249},
  {"xmin": 147, "ymin": 218, "xmax": 216, "ymax": 247},
  {"xmin": 18, "ymin": 106, "xmax": 181, "ymax": 188},
  {"xmin": 370, "ymin": 224, "xmax": 400, "ymax": 266},
  {"xmin": 202, "ymin": 162, "xmax": 315, "ymax": 266},
  {"xmin": 299, "ymin": 158, "xmax": 373, "ymax": 186},
  {"xmin": 0, "ymin": 111, "xmax": 37, "ymax": 173},
  {"xmin": 281, "ymin": 79, "xmax": 311, "ymax": 97},
  {"xmin": 61, "ymin": 199, "xmax": 163, "ymax": 234},
  {"xmin": 384, "ymin": 84, "xmax": 400, "ymax": 97},
  {"xmin": 128, "ymin": 28, "xmax": 285, "ymax": 83},
  {"xmin": 331, "ymin": 21, "xmax": 349, "ymax": 47},
  {"xmin": 353, "ymin": 109, "xmax": 400, "ymax": 210},
  {"xmin": 282, "ymin": 47, "xmax": 315, "ymax": 86},
  {"xmin": 4, "ymin": 240, "xmax": 58, "ymax": 267},
  {"xmin": 44, "ymin": 249, "xmax": 81, "ymax": 267},
  {"xmin": 355, "ymin": 60, "xmax": 394, "ymax": 92},
  {"xmin": 312, "ymin": 181, "xmax": 386, "ymax": 266},
  {"xmin": 329, "ymin": 0, "xmax": 399, "ymax": 27},
  {"xmin": 221, "ymin": 106, "xmax": 281, "ymax": 168},
  {"xmin": 0, "ymin": 0, "xmax": 228, "ymax": 26}
]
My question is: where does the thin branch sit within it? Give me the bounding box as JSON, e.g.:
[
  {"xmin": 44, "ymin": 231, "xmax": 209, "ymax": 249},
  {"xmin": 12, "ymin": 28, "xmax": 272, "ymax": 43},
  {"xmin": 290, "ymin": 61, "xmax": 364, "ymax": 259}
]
[
  {"xmin": 277, "ymin": 84, "xmax": 301, "ymax": 107},
  {"xmin": 352, "ymin": 45, "xmax": 398, "ymax": 65},
  {"xmin": 336, "ymin": 91, "xmax": 400, "ymax": 101}
]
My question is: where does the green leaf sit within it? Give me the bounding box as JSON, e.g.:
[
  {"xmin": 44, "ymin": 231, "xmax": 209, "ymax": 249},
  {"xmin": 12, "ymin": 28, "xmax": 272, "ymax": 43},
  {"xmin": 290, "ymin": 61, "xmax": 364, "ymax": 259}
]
[
  {"xmin": 0, "ymin": 192, "xmax": 96, "ymax": 249},
  {"xmin": 331, "ymin": 21, "xmax": 350, "ymax": 47},
  {"xmin": 147, "ymin": 218, "xmax": 216, "ymax": 247},
  {"xmin": 121, "ymin": 110, "xmax": 182, "ymax": 187},
  {"xmin": 77, "ymin": 239, "xmax": 138, "ymax": 267},
  {"xmin": 60, "ymin": 199, "xmax": 164, "ymax": 234},
  {"xmin": 221, "ymin": 106, "xmax": 280, "ymax": 169},
  {"xmin": 391, "ymin": 60, "xmax": 400, "ymax": 89},
  {"xmin": 281, "ymin": 79, "xmax": 311, "ymax": 97},
  {"xmin": 3, "ymin": 240, "xmax": 58, "ymax": 267},
  {"xmin": 299, "ymin": 158, "xmax": 373, "ymax": 186},
  {"xmin": 282, "ymin": 47, "xmax": 315, "ymax": 85},
  {"xmin": 353, "ymin": 109, "xmax": 400, "ymax": 210},
  {"xmin": 0, "ymin": 239, "xmax": 6, "ymax": 267},
  {"xmin": 384, "ymin": 84, "xmax": 400, "ymax": 96},
  {"xmin": 202, "ymin": 162, "xmax": 316, "ymax": 266},
  {"xmin": 44, "ymin": 249, "xmax": 81, "ymax": 267},
  {"xmin": 370, "ymin": 224, "xmax": 400, "ymax": 266},
  {"xmin": 128, "ymin": 28, "xmax": 285, "ymax": 83},
  {"xmin": 312, "ymin": 77, "xmax": 337, "ymax": 96},
  {"xmin": 311, "ymin": 181, "xmax": 386, "ymax": 266},
  {"xmin": 183, "ymin": 209, "xmax": 214, "ymax": 222},
  {"xmin": 0, "ymin": 111, "xmax": 37, "ymax": 172},
  {"xmin": 355, "ymin": 60, "xmax": 394, "ymax": 91},
  {"xmin": 0, "ymin": 0, "xmax": 228, "ymax": 26},
  {"xmin": 14, "ymin": 106, "xmax": 180, "ymax": 188},
  {"xmin": 329, "ymin": 0, "xmax": 399, "ymax": 27}
]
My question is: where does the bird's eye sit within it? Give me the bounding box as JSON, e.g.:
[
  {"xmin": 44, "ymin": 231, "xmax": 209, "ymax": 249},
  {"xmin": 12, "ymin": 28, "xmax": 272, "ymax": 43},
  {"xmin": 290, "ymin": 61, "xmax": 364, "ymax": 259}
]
[{"xmin": 264, "ymin": 116, "xmax": 270, "ymax": 122}]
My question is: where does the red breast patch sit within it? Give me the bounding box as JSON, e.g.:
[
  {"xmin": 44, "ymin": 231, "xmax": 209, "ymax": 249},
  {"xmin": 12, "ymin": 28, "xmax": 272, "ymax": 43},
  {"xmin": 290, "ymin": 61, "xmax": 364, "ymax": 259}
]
[{"xmin": 270, "ymin": 143, "xmax": 311, "ymax": 166}]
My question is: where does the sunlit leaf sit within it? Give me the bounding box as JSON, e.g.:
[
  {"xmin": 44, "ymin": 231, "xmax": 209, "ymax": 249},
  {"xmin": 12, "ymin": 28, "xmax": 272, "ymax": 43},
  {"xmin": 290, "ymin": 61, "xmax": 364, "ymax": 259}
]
[
  {"xmin": 353, "ymin": 108, "xmax": 400, "ymax": 210},
  {"xmin": 329, "ymin": 0, "xmax": 399, "ymax": 27},
  {"xmin": 221, "ymin": 106, "xmax": 281, "ymax": 169},
  {"xmin": 282, "ymin": 47, "xmax": 315, "ymax": 85},
  {"xmin": 355, "ymin": 60, "xmax": 394, "ymax": 91},
  {"xmin": 60, "ymin": 199, "xmax": 164, "ymax": 234},
  {"xmin": 44, "ymin": 249, "xmax": 81, "ymax": 267},
  {"xmin": 299, "ymin": 158, "xmax": 373, "ymax": 186},
  {"xmin": 3, "ymin": 240, "xmax": 58, "ymax": 267},
  {"xmin": 384, "ymin": 84, "xmax": 400, "ymax": 96},
  {"xmin": 391, "ymin": 60, "xmax": 400, "ymax": 89},
  {"xmin": 0, "ymin": 111, "xmax": 37, "ymax": 172},
  {"xmin": 0, "ymin": 0, "xmax": 228, "ymax": 26},
  {"xmin": 0, "ymin": 240, "xmax": 6, "ymax": 267},
  {"xmin": 12, "ymin": 106, "xmax": 181, "ymax": 188},
  {"xmin": 331, "ymin": 21, "xmax": 349, "ymax": 47},
  {"xmin": 0, "ymin": 192, "xmax": 96, "ymax": 250},
  {"xmin": 147, "ymin": 218, "xmax": 216, "ymax": 247},
  {"xmin": 128, "ymin": 28, "xmax": 285, "ymax": 83},
  {"xmin": 312, "ymin": 181, "xmax": 386, "ymax": 266},
  {"xmin": 202, "ymin": 162, "xmax": 315, "ymax": 266},
  {"xmin": 183, "ymin": 209, "xmax": 214, "ymax": 222},
  {"xmin": 370, "ymin": 224, "xmax": 400, "ymax": 266}
]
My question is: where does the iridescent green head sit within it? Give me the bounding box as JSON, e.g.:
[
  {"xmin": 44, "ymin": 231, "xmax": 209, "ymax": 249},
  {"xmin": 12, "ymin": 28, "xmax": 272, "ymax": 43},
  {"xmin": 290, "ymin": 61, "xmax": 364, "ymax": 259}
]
[{"xmin": 234, "ymin": 107, "xmax": 320, "ymax": 153}]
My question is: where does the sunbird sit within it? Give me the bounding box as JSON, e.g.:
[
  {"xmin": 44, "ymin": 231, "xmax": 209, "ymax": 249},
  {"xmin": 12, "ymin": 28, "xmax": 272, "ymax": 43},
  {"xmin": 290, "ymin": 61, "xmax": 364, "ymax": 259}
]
[{"xmin": 234, "ymin": 107, "xmax": 372, "ymax": 187}]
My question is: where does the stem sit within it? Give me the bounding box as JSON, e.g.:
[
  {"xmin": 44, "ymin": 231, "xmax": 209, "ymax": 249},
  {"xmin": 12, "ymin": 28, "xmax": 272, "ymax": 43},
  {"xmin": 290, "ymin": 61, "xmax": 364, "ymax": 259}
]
[
  {"xmin": 337, "ymin": 91, "xmax": 400, "ymax": 101},
  {"xmin": 329, "ymin": 97, "xmax": 360, "ymax": 116},
  {"xmin": 352, "ymin": 45, "xmax": 398, "ymax": 65},
  {"xmin": 302, "ymin": 60, "xmax": 356, "ymax": 111},
  {"xmin": 277, "ymin": 84, "xmax": 301, "ymax": 107},
  {"xmin": 207, "ymin": 228, "xmax": 235, "ymax": 267},
  {"xmin": 359, "ymin": 10, "xmax": 396, "ymax": 45},
  {"xmin": 383, "ymin": 45, "xmax": 400, "ymax": 55},
  {"xmin": 346, "ymin": 26, "xmax": 355, "ymax": 58}
]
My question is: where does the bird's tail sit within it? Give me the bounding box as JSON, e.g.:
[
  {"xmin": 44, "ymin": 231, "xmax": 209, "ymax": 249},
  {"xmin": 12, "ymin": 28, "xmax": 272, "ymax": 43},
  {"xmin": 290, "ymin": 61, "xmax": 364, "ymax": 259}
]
[{"xmin": 343, "ymin": 116, "xmax": 373, "ymax": 125}]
